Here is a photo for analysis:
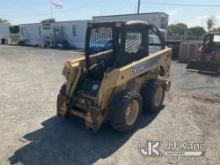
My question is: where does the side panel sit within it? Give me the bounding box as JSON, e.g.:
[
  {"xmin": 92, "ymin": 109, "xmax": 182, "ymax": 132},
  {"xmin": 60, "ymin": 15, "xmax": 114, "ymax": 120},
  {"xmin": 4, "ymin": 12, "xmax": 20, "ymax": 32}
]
[
  {"xmin": 98, "ymin": 48, "xmax": 171, "ymax": 111},
  {"xmin": 116, "ymin": 48, "xmax": 171, "ymax": 86},
  {"xmin": 97, "ymin": 70, "xmax": 120, "ymax": 109}
]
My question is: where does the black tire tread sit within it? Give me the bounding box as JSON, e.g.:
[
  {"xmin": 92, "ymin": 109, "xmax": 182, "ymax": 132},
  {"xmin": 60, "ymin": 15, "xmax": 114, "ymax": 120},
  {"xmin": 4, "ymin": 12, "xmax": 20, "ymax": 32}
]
[
  {"xmin": 108, "ymin": 90, "xmax": 142, "ymax": 132},
  {"xmin": 141, "ymin": 80, "xmax": 165, "ymax": 112}
]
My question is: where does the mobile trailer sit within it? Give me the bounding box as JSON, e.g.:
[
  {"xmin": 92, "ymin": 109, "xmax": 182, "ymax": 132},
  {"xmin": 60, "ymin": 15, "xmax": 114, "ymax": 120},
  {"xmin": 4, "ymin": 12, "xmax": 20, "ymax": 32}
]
[
  {"xmin": 19, "ymin": 20, "xmax": 89, "ymax": 49},
  {"xmin": 0, "ymin": 23, "xmax": 10, "ymax": 44}
]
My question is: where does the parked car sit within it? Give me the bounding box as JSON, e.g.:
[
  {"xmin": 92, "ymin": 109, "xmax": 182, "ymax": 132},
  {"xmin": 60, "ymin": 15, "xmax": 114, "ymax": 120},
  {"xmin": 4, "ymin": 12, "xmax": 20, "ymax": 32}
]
[{"xmin": 89, "ymin": 39, "xmax": 113, "ymax": 54}]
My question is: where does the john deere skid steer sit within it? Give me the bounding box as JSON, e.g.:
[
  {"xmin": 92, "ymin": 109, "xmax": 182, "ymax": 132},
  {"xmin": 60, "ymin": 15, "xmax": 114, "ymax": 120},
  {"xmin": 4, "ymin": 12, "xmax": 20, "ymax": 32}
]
[{"xmin": 57, "ymin": 21, "xmax": 172, "ymax": 132}]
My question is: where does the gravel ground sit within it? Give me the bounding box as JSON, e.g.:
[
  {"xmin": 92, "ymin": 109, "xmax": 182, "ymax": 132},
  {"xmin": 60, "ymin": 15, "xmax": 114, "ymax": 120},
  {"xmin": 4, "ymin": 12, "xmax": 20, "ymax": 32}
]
[{"xmin": 0, "ymin": 45, "xmax": 219, "ymax": 165}]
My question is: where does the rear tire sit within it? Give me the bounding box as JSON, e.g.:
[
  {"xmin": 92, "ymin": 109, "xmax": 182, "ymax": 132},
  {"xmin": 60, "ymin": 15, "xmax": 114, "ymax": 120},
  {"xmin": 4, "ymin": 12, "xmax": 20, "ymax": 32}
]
[
  {"xmin": 108, "ymin": 91, "xmax": 142, "ymax": 133},
  {"xmin": 141, "ymin": 80, "xmax": 165, "ymax": 112}
]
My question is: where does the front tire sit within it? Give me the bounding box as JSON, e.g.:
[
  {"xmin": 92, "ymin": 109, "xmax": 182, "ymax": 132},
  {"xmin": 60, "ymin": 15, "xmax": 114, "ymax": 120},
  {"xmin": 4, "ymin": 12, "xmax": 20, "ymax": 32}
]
[{"xmin": 108, "ymin": 91, "xmax": 142, "ymax": 133}]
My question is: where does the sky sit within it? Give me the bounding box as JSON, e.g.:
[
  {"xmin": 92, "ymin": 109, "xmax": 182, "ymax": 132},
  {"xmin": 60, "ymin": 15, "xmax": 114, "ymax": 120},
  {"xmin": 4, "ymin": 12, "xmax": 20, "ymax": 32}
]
[{"xmin": 0, "ymin": 0, "xmax": 220, "ymax": 29}]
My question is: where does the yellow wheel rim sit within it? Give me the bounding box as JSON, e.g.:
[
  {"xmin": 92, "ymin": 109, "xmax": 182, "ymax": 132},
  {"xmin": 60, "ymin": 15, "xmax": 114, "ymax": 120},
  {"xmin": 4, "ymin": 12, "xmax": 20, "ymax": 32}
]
[
  {"xmin": 154, "ymin": 86, "xmax": 163, "ymax": 107},
  {"xmin": 125, "ymin": 100, "xmax": 139, "ymax": 126}
]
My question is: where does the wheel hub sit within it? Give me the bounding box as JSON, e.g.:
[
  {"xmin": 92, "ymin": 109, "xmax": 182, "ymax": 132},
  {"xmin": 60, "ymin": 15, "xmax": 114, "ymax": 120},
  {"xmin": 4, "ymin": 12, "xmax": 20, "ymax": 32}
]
[
  {"xmin": 154, "ymin": 86, "xmax": 163, "ymax": 107},
  {"xmin": 125, "ymin": 100, "xmax": 139, "ymax": 126}
]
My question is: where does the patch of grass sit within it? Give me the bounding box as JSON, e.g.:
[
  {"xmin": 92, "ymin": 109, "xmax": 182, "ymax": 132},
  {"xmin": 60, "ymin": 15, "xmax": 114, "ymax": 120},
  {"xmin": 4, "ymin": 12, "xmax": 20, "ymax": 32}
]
[{"xmin": 10, "ymin": 34, "xmax": 20, "ymax": 45}]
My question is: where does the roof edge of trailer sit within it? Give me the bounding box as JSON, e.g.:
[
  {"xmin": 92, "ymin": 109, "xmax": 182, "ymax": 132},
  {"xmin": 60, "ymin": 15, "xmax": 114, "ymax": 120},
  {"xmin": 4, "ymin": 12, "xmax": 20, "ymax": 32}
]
[
  {"xmin": 19, "ymin": 19, "xmax": 91, "ymax": 26},
  {"xmin": 206, "ymin": 32, "xmax": 220, "ymax": 35},
  {"xmin": 93, "ymin": 12, "xmax": 169, "ymax": 19}
]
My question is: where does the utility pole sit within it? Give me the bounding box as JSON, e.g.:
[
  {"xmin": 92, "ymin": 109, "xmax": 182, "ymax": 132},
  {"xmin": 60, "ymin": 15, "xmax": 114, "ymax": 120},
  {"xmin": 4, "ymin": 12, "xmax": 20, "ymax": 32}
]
[
  {"xmin": 50, "ymin": 0, "xmax": 53, "ymax": 18},
  {"xmin": 137, "ymin": 0, "xmax": 141, "ymax": 14}
]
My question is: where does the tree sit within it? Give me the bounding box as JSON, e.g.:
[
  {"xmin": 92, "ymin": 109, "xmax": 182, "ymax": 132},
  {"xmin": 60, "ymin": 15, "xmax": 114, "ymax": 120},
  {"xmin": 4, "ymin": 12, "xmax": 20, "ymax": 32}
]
[
  {"xmin": 0, "ymin": 18, "xmax": 10, "ymax": 24},
  {"xmin": 213, "ymin": 27, "xmax": 220, "ymax": 32},
  {"xmin": 168, "ymin": 23, "xmax": 188, "ymax": 35},
  {"xmin": 41, "ymin": 18, "xmax": 55, "ymax": 23},
  {"xmin": 207, "ymin": 16, "xmax": 216, "ymax": 31},
  {"xmin": 189, "ymin": 26, "xmax": 206, "ymax": 37},
  {"xmin": 10, "ymin": 25, "xmax": 20, "ymax": 34}
]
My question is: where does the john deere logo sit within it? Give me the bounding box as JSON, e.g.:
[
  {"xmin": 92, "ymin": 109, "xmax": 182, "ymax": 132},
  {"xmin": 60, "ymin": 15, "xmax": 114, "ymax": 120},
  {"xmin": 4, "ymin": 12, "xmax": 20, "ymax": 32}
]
[{"xmin": 130, "ymin": 55, "xmax": 161, "ymax": 76}]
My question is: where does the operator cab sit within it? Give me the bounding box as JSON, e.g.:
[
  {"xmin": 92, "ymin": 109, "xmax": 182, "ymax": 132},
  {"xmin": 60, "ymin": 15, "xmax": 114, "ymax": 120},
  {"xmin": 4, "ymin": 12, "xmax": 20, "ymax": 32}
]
[
  {"xmin": 85, "ymin": 21, "xmax": 165, "ymax": 81},
  {"xmin": 75, "ymin": 21, "xmax": 165, "ymax": 103},
  {"xmin": 204, "ymin": 32, "xmax": 220, "ymax": 54}
]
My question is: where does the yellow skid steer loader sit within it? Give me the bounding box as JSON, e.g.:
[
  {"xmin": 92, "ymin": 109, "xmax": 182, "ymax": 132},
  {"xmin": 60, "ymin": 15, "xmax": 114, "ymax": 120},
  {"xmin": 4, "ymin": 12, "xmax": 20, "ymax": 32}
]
[{"xmin": 57, "ymin": 21, "xmax": 172, "ymax": 132}]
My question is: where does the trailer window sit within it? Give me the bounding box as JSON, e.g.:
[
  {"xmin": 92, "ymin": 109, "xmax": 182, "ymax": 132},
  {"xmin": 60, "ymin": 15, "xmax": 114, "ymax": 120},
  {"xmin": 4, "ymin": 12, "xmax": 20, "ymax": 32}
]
[
  {"xmin": 161, "ymin": 17, "xmax": 168, "ymax": 29},
  {"xmin": 43, "ymin": 23, "xmax": 51, "ymax": 30},
  {"xmin": 72, "ymin": 25, "xmax": 76, "ymax": 36}
]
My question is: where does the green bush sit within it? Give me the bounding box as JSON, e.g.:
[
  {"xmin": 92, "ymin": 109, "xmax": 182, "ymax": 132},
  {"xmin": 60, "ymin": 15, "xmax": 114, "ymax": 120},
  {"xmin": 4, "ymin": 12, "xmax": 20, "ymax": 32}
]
[{"xmin": 10, "ymin": 34, "xmax": 20, "ymax": 45}]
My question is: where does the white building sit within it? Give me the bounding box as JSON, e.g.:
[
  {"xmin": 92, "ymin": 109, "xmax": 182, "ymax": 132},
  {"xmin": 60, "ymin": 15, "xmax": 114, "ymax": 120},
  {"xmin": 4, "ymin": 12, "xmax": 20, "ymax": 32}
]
[
  {"xmin": 20, "ymin": 20, "xmax": 89, "ymax": 49},
  {"xmin": 93, "ymin": 12, "xmax": 169, "ymax": 29},
  {"xmin": 19, "ymin": 12, "xmax": 169, "ymax": 49},
  {"xmin": 0, "ymin": 23, "xmax": 10, "ymax": 44}
]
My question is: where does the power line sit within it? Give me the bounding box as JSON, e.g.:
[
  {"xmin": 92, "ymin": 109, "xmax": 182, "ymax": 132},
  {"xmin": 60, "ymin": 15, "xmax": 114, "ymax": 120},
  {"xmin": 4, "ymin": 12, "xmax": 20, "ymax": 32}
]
[
  {"xmin": 102, "ymin": 0, "xmax": 130, "ymax": 15},
  {"xmin": 4, "ymin": 0, "xmax": 219, "ymax": 20},
  {"xmin": 143, "ymin": 0, "xmax": 220, "ymax": 7}
]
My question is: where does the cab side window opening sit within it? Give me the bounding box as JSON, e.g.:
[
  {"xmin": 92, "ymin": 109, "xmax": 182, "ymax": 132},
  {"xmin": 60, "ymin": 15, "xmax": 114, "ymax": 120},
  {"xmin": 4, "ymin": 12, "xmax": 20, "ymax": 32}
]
[
  {"xmin": 213, "ymin": 35, "xmax": 220, "ymax": 42},
  {"xmin": 149, "ymin": 36, "xmax": 154, "ymax": 44},
  {"xmin": 116, "ymin": 29, "xmax": 146, "ymax": 67},
  {"xmin": 153, "ymin": 36, "xmax": 161, "ymax": 44},
  {"xmin": 148, "ymin": 29, "xmax": 162, "ymax": 54},
  {"xmin": 125, "ymin": 32, "xmax": 142, "ymax": 54}
]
